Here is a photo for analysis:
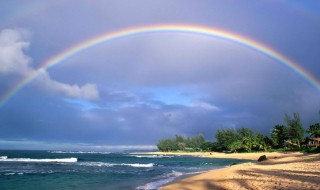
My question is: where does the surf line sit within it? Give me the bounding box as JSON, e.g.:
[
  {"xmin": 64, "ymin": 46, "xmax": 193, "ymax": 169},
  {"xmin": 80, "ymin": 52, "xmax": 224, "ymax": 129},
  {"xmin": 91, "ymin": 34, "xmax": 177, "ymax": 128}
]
[{"xmin": 1, "ymin": 24, "xmax": 319, "ymax": 106}]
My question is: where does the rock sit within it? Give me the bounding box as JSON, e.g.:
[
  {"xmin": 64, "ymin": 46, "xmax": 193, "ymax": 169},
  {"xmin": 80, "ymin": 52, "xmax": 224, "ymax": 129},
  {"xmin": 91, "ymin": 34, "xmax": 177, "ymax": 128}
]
[{"xmin": 258, "ymin": 155, "xmax": 267, "ymax": 162}]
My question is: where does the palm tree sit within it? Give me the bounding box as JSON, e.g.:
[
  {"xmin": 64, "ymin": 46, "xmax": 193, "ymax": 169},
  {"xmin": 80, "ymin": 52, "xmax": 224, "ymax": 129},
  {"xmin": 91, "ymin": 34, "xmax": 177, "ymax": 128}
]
[{"xmin": 306, "ymin": 123, "xmax": 320, "ymax": 138}]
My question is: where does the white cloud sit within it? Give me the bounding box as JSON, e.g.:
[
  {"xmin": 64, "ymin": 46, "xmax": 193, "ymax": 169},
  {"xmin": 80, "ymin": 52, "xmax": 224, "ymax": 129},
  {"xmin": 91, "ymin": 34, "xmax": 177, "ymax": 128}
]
[
  {"xmin": 36, "ymin": 70, "xmax": 99, "ymax": 100},
  {"xmin": 0, "ymin": 29, "xmax": 99, "ymax": 100},
  {"xmin": 190, "ymin": 101, "xmax": 220, "ymax": 111},
  {"xmin": 0, "ymin": 29, "xmax": 32, "ymax": 75}
]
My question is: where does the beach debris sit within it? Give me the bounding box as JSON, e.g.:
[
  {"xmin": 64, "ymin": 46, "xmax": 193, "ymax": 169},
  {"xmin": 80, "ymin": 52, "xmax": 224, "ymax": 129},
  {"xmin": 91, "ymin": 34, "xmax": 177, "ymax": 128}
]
[{"xmin": 257, "ymin": 155, "xmax": 267, "ymax": 162}]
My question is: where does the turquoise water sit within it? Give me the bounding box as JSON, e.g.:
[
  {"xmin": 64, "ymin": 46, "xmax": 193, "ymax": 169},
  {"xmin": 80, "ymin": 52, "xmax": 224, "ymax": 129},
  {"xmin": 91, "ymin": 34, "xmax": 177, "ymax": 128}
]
[{"xmin": 0, "ymin": 150, "xmax": 248, "ymax": 190}]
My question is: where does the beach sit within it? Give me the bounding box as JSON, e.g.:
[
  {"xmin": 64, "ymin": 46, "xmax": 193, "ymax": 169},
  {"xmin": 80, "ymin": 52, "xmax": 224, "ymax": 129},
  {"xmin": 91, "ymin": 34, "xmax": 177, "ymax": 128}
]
[{"xmin": 156, "ymin": 151, "xmax": 320, "ymax": 190}]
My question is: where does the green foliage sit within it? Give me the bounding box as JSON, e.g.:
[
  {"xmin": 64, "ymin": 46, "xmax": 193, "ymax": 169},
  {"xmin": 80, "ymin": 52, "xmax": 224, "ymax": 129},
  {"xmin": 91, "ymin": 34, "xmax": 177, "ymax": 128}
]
[
  {"xmin": 214, "ymin": 128, "xmax": 238, "ymax": 150},
  {"xmin": 271, "ymin": 124, "xmax": 288, "ymax": 148},
  {"xmin": 157, "ymin": 138, "xmax": 178, "ymax": 152},
  {"xmin": 306, "ymin": 123, "xmax": 320, "ymax": 138},
  {"xmin": 200, "ymin": 142, "xmax": 215, "ymax": 151},
  {"xmin": 229, "ymin": 140, "xmax": 242, "ymax": 153},
  {"xmin": 237, "ymin": 128, "xmax": 254, "ymax": 139},
  {"xmin": 237, "ymin": 128, "xmax": 255, "ymax": 152},
  {"xmin": 177, "ymin": 142, "xmax": 186, "ymax": 151},
  {"xmin": 255, "ymin": 133, "xmax": 272, "ymax": 151},
  {"xmin": 303, "ymin": 146, "xmax": 320, "ymax": 153},
  {"xmin": 175, "ymin": 135, "xmax": 185, "ymax": 143},
  {"xmin": 284, "ymin": 112, "xmax": 304, "ymax": 147},
  {"xmin": 187, "ymin": 134, "xmax": 205, "ymax": 150},
  {"xmin": 156, "ymin": 111, "xmax": 319, "ymax": 153},
  {"xmin": 157, "ymin": 134, "xmax": 205, "ymax": 152},
  {"xmin": 215, "ymin": 127, "xmax": 261, "ymax": 152}
]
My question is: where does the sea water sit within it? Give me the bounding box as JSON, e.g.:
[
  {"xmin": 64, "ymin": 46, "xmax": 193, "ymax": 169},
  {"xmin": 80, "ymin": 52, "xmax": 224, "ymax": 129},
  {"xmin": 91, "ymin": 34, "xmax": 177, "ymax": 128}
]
[{"xmin": 0, "ymin": 150, "xmax": 248, "ymax": 190}]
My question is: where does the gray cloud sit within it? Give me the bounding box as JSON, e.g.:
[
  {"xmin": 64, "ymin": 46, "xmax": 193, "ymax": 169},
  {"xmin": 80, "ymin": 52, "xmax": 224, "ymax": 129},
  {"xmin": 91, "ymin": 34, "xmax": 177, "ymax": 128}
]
[
  {"xmin": 0, "ymin": 29, "xmax": 99, "ymax": 100},
  {"xmin": 0, "ymin": 1, "xmax": 319, "ymax": 150}
]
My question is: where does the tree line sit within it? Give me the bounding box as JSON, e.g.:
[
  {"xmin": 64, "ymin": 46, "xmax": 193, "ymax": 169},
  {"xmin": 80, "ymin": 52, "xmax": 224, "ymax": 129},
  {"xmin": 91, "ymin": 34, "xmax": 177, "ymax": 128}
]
[
  {"xmin": 156, "ymin": 112, "xmax": 320, "ymax": 153},
  {"xmin": 157, "ymin": 134, "xmax": 205, "ymax": 152}
]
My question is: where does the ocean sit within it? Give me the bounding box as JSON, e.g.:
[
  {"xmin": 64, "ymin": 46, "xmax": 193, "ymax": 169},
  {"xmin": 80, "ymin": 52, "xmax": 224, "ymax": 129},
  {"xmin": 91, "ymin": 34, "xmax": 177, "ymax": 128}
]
[{"xmin": 0, "ymin": 150, "xmax": 248, "ymax": 190}]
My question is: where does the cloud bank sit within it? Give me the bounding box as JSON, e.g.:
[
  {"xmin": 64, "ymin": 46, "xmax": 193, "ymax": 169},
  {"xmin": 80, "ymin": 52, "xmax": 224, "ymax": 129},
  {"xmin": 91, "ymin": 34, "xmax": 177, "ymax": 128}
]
[
  {"xmin": 0, "ymin": 29, "xmax": 99, "ymax": 100},
  {"xmin": 0, "ymin": 1, "xmax": 319, "ymax": 150}
]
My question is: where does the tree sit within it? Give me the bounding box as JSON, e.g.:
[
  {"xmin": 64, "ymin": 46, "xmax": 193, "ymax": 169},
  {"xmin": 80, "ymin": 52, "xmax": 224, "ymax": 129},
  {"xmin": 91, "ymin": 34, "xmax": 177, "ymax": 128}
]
[
  {"xmin": 237, "ymin": 128, "xmax": 255, "ymax": 152},
  {"xmin": 157, "ymin": 134, "xmax": 206, "ymax": 152},
  {"xmin": 157, "ymin": 138, "xmax": 177, "ymax": 152},
  {"xmin": 186, "ymin": 134, "xmax": 205, "ymax": 150},
  {"xmin": 284, "ymin": 112, "xmax": 304, "ymax": 148},
  {"xmin": 175, "ymin": 135, "xmax": 185, "ymax": 143},
  {"xmin": 306, "ymin": 123, "xmax": 320, "ymax": 138},
  {"xmin": 200, "ymin": 142, "xmax": 215, "ymax": 151},
  {"xmin": 271, "ymin": 124, "xmax": 288, "ymax": 148},
  {"xmin": 156, "ymin": 139, "xmax": 167, "ymax": 151},
  {"xmin": 175, "ymin": 135, "xmax": 186, "ymax": 150},
  {"xmin": 193, "ymin": 134, "xmax": 205, "ymax": 149},
  {"xmin": 256, "ymin": 133, "xmax": 272, "ymax": 151},
  {"xmin": 177, "ymin": 142, "xmax": 186, "ymax": 151},
  {"xmin": 215, "ymin": 128, "xmax": 238, "ymax": 151},
  {"xmin": 229, "ymin": 140, "xmax": 243, "ymax": 153}
]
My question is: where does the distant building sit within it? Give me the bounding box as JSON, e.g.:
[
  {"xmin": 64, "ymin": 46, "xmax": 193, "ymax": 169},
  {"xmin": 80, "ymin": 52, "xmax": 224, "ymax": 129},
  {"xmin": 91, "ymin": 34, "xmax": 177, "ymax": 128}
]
[{"xmin": 307, "ymin": 137, "xmax": 320, "ymax": 147}]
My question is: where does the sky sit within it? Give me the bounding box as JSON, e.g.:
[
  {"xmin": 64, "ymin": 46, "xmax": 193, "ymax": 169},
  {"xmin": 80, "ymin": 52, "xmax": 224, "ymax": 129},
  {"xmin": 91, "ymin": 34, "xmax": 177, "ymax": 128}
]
[{"xmin": 0, "ymin": 0, "xmax": 319, "ymax": 151}]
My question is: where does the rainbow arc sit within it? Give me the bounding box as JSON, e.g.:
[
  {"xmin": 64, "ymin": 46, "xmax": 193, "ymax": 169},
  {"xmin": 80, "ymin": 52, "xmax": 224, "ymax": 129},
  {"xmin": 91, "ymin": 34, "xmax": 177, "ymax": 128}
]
[{"xmin": 1, "ymin": 24, "xmax": 319, "ymax": 106}]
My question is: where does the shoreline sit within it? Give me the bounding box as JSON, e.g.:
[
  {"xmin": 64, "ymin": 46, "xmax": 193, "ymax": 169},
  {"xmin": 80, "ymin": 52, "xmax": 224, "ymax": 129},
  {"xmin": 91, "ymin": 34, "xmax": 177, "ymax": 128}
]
[
  {"xmin": 143, "ymin": 151, "xmax": 305, "ymax": 160},
  {"xmin": 147, "ymin": 151, "xmax": 320, "ymax": 190}
]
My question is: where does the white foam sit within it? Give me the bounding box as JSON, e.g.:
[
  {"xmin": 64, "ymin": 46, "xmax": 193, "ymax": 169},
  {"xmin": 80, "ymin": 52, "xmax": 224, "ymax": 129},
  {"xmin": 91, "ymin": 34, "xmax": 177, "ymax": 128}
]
[
  {"xmin": 4, "ymin": 173, "xmax": 16, "ymax": 176},
  {"xmin": 0, "ymin": 157, "xmax": 78, "ymax": 163},
  {"xmin": 49, "ymin": 151, "xmax": 110, "ymax": 154},
  {"xmin": 3, "ymin": 172, "xmax": 24, "ymax": 176},
  {"xmin": 126, "ymin": 163, "xmax": 154, "ymax": 168},
  {"xmin": 79, "ymin": 162, "xmax": 154, "ymax": 168},
  {"xmin": 130, "ymin": 155, "xmax": 173, "ymax": 158},
  {"xmin": 136, "ymin": 170, "xmax": 183, "ymax": 190},
  {"xmin": 78, "ymin": 162, "xmax": 114, "ymax": 167}
]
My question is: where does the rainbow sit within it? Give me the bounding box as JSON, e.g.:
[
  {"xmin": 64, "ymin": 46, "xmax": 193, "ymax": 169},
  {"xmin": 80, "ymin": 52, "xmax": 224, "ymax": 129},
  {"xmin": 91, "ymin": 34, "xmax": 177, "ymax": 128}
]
[{"xmin": 1, "ymin": 24, "xmax": 319, "ymax": 106}]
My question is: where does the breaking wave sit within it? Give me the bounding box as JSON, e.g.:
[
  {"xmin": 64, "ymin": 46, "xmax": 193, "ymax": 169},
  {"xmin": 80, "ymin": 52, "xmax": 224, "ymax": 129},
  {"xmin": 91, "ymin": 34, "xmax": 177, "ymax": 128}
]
[
  {"xmin": 79, "ymin": 162, "xmax": 154, "ymax": 168},
  {"xmin": 0, "ymin": 156, "xmax": 77, "ymax": 163},
  {"xmin": 48, "ymin": 151, "xmax": 110, "ymax": 154},
  {"xmin": 129, "ymin": 154, "xmax": 174, "ymax": 158}
]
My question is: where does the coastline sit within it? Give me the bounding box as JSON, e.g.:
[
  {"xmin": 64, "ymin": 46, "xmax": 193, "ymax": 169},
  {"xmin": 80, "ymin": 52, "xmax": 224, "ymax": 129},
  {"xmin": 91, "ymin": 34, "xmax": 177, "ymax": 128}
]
[
  {"xmin": 144, "ymin": 151, "xmax": 304, "ymax": 160},
  {"xmin": 142, "ymin": 151, "xmax": 320, "ymax": 190}
]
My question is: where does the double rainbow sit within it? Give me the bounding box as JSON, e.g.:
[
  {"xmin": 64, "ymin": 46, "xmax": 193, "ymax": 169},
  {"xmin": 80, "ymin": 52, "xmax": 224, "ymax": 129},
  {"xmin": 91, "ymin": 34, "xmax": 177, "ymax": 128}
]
[{"xmin": 1, "ymin": 24, "xmax": 319, "ymax": 106}]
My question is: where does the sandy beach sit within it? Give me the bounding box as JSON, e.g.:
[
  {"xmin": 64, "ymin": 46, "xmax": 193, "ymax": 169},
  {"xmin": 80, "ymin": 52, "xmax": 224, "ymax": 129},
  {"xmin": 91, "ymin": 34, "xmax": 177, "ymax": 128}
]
[{"xmin": 151, "ymin": 151, "xmax": 320, "ymax": 190}]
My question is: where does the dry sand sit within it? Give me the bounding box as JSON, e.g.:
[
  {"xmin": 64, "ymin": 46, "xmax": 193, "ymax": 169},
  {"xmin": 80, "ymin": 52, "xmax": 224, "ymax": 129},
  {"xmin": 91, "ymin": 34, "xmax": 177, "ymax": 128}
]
[{"xmin": 152, "ymin": 151, "xmax": 320, "ymax": 190}]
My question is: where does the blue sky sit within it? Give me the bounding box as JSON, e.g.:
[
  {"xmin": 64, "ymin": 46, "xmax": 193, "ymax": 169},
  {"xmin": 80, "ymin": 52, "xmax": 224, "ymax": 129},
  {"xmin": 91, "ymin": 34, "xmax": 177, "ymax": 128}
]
[{"xmin": 0, "ymin": 0, "xmax": 319, "ymax": 151}]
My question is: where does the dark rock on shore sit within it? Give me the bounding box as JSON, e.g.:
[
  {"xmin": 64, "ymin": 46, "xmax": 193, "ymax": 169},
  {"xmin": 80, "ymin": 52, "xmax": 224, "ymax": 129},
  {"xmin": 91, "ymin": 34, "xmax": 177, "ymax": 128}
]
[{"xmin": 258, "ymin": 155, "xmax": 267, "ymax": 162}]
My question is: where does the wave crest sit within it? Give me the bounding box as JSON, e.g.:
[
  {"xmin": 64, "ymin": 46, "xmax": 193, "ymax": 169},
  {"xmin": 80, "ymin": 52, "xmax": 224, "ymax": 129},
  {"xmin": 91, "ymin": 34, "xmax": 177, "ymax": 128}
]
[
  {"xmin": 130, "ymin": 154, "xmax": 173, "ymax": 158},
  {"xmin": 49, "ymin": 151, "xmax": 110, "ymax": 154},
  {"xmin": 0, "ymin": 156, "xmax": 77, "ymax": 163},
  {"xmin": 79, "ymin": 162, "xmax": 154, "ymax": 168}
]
